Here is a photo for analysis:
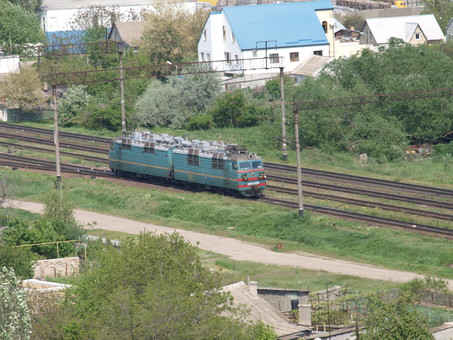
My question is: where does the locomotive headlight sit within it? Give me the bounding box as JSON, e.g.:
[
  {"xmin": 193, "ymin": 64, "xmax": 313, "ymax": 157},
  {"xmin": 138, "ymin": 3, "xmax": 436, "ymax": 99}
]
[
  {"xmin": 259, "ymin": 172, "xmax": 265, "ymax": 179},
  {"xmin": 241, "ymin": 174, "xmax": 247, "ymax": 180}
]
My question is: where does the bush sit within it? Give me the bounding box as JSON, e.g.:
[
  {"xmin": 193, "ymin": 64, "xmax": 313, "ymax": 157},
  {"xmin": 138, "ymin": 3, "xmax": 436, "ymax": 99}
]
[
  {"xmin": 58, "ymin": 86, "xmax": 91, "ymax": 127},
  {"xmin": 0, "ymin": 243, "xmax": 35, "ymax": 279},
  {"xmin": 434, "ymin": 141, "xmax": 453, "ymax": 156},
  {"xmin": 187, "ymin": 113, "xmax": 213, "ymax": 130},
  {"xmin": 78, "ymin": 98, "xmax": 122, "ymax": 131}
]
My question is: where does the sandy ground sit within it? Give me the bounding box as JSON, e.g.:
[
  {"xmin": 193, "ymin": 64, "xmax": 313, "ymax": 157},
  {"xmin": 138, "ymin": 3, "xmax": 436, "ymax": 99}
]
[{"xmin": 6, "ymin": 199, "xmax": 453, "ymax": 290}]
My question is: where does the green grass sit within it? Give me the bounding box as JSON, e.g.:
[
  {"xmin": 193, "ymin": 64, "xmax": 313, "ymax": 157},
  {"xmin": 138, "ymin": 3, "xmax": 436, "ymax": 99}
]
[{"xmin": 3, "ymin": 167, "xmax": 453, "ymax": 282}]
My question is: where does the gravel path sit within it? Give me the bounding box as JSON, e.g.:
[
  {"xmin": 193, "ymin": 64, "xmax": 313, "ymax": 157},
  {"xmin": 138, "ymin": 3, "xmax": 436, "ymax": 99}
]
[{"xmin": 7, "ymin": 200, "xmax": 453, "ymax": 290}]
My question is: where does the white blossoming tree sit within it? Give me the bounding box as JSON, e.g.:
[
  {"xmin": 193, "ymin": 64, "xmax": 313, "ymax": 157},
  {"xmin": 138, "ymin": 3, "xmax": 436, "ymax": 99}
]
[{"xmin": 0, "ymin": 267, "xmax": 31, "ymax": 340}]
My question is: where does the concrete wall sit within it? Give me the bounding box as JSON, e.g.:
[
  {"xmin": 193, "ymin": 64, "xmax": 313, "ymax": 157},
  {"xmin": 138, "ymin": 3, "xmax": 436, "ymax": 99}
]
[
  {"xmin": 33, "ymin": 257, "xmax": 80, "ymax": 280},
  {"xmin": 0, "ymin": 56, "xmax": 20, "ymax": 74},
  {"xmin": 257, "ymin": 288, "xmax": 310, "ymax": 312}
]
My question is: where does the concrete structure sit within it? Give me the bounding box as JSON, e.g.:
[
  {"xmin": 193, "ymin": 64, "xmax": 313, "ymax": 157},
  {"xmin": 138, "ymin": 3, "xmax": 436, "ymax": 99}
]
[
  {"xmin": 0, "ymin": 55, "xmax": 20, "ymax": 74},
  {"xmin": 360, "ymin": 14, "xmax": 445, "ymax": 47},
  {"xmin": 432, "ymin": 321, "xmax": 453, "ymax": 340},
  {"xmin": 223, "ymin": 281, "xmax": 312, "ymax": 337},
  {"xmin": 33, "ymin": 257, "xmax": 80, "ymax": 280}
]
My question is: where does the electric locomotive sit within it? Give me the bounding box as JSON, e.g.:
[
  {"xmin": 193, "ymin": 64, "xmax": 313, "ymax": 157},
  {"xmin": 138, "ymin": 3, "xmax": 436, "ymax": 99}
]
[{"xmin": 109, "ymin": 131, "xmax": 266, "ymax": 197}]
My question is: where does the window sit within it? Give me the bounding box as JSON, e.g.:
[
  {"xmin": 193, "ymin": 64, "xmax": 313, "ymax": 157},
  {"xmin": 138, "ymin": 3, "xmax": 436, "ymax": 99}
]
[
  {"xmin": 235, "ymin": 55, "xmax": 239, "ymax": 63},
  {"xmin": 207, "ymin": 53, "xmax": 211, "ymax": 61},
  {"xmin": 313, "ymin": 50, "xmax": 323, "ymax": 56},
  {"xmin": 415, "ymin": 33, "xmax": 420, "ymax": 40},
  {"xmin": 253, "ymin": 50, "xmax": 258, "ymax": 57},
  {"xmin": 252, "ymin": 160, "xmax": 263, "ymax": 169},
  {"xmin": 322, "ymin": 21, "xmax": 328, "ymax": 33},
  {"xmin": 231, "ymin": 32, "xmax": 235, "ymax": 42},
  {"xmin": 290, "ymin": 52, "xmax": 299, "ymax": 62},
  {"xmin": 201, "ymin": 52, "xmax": 205, "ymax": 61},
  {"xmin": 239, "ymin": 162, "xmax": 251, "ymax": 170},
  {"xmin": 188, "ymin": 154, "xmax": 199, "ymax": 166},
  {"xmin": 121, "ymin": 139, "xmax": 131, "ymax": 150},
  {"xmin": 222, "ymin": 26, "xmax": 226, "ymax": 40},
  {"xmin": 203, "ymin": 29, "xmax": 207, "ymax": 40},
  {"xmin": 212, "ymin": 158, "xmax": 224, "ymax": 170},
  {"xmin": 232, "ymin": 162, "xmax": 238, "ymax": 170},
  {"xmin": 269, "ymin": 53, "xmax": 279, "ymax": 63},
  {"xmin": 224, "ymin": 52, "xmax": 231, "ymax": 63}
]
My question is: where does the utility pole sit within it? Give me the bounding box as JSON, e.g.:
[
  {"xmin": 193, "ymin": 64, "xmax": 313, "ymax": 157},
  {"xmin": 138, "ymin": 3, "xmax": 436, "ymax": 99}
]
[
  {"xmin": 280, "ymin": 67, "xmax": 288, "ymax": 161},
  {"xmin": 118, "ymin": 43, "xmax": 126, "ymax": 134},
  {"xmin": 256, "ymin": 40, "xmax": 277, "ymax": 70},
  {"xmin": 52, "ymin": 85, "xmax": 62, "ymax": 188},
  {"xmin": 293, "ymin": 107, "xmax": 304, "ymax": 216}
]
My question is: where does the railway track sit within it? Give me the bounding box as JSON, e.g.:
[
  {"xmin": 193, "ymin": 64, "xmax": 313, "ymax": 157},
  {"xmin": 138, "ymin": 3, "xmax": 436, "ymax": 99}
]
[
  {"xmin": 266, "ymin": 163, "xmax": 453, "ymax": 198},
  {"xmin": 1, "ymin": 123, "xmax": 452, "ymax": 233},
  {"xmin": 259, "ymin": 197, "xmax": 453, "ymax": 239},
  {"xmin": 2, "ymin": 154, "xmax": 452, "ymax": 239}
]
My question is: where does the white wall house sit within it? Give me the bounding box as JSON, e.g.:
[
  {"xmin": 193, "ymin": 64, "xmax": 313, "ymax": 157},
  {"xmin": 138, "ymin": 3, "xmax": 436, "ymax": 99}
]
[
  {"xmin": 198, "ymin": 0, "xmax": 336, "ymax": 75},
  {"xmin": 38, "ymin": 0, "xmax": 199, "ymax": 44}
]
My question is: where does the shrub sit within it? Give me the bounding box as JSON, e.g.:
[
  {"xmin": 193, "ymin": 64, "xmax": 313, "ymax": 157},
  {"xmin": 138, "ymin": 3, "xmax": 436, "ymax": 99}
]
[
  {"xmin": 187, "ymin": 113, "xmax": 213, "ymax": 130},
  {"xmin": 434, "ymin": 141, "xmax": 453, "ymax": 156}
]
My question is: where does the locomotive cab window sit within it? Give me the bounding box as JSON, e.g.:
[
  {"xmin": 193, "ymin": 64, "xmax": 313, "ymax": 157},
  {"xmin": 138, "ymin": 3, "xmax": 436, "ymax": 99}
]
[
  {"xmin": 239, "ymin": 162, "xmax": 251, "ymax": 170},
  {"xmin": 188, "ymin": 154, "xmax": 199, "ymax": 166},
  {"xmin": 252, "ymin": 160, "xmax": 263, "ymax": 169},
  {"xmin": 232, "ymin": 162, "xmax": 238, "ymax": 170},
  {"xmin": 144, "ymin": 147, "xmax": 155, "ymax": 154}
]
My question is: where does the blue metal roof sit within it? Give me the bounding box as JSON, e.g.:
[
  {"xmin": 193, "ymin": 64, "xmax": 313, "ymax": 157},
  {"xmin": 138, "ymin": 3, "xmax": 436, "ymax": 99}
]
[{"xmin": 222, "ymin": 0, "xmax": 332, "ymax": 50}]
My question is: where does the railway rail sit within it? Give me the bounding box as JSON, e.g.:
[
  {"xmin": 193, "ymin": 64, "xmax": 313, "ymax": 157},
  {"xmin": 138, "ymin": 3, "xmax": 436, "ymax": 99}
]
[
  {"xmin": 2, "ymin": 154, "xmax": 452, "ymax": 239},
  {"xmin": 259, "ymin": 197, "xmax": 453, "ymax": 239}
]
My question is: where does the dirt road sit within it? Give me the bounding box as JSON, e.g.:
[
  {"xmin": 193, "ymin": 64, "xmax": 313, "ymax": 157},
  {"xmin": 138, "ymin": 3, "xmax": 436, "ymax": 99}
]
[{"xmin": 7, "ymin": 200, "xmax": 453, "ymax": 290}]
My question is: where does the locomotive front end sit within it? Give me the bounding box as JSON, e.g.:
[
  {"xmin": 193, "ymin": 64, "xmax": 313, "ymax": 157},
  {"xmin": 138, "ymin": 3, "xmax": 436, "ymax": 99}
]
[{"xmin": 234, "ymin": 154, "xmax": 266, "ymax": 197}]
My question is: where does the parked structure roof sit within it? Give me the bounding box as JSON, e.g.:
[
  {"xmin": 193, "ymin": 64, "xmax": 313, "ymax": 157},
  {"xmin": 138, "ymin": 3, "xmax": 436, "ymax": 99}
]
[
  {"xmin": 222, "ymin": 0, "xmax": 333, "ymax": 51},
  {"xmin": 365, "ymin": 14, "xmax": 444, "ymax": 44},
  {"xmin": 109, "ymin": 21, "xmax": 147, "ymax": 48},
  {"xmin": 223, "ymin": 281, "xmax": 310, "ymax": 336},
  {"xmin": 292, "ymin": 54, "xmax": 333, "ymax": 77}
]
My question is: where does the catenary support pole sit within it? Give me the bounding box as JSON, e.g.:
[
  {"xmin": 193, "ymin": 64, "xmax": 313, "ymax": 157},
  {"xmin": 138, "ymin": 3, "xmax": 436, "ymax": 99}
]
[
  {"xmin": 294, "ymin": 107, "xmax": 304, "ymax": 216},
  {"xmin": 118, "ymin": 43, "xmax": 126, "ymax": 133},
  {"xmin": 280, "ymin": 67, "xmax": 288, "ymax": 161},
  {"xmin": 52, "ymin": 85, "xmax": 62, "ymax": 188}
]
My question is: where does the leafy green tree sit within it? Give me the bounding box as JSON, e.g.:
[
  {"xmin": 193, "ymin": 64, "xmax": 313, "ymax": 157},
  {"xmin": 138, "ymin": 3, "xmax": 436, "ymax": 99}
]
[
  {"xmin": 0, "ymin": 68, "xmax": 46, "ymax": 111},
  {"xmin": 134, "ymin": 67, "xmax": 221, "ymax": 128},
  {"xmin": 0, "ymin": 267, "xmax": 32, "ymax": 340},
  {"xmin": 422, "ymin": 0, "xmax": 453, "ymax": 33},
  {"xmin": 211, "ymin": 90, "xmax": 247, "ymax": 128},
  {"xmin": 341, "ymin": 13, "xmax": 366, "ymax": 31},
  {"xmin": 0, "ymin": 243, "xmax": 35, "ymax": 279},
  {"xmin": 360, "ymin": 277, "xmax": 449, "ymax": 340},
  {"xmin": 0, "ymin": 0, "xmax": 45, "ymax": 52},
  {"xmin": 4, "ymin": 0, "xmax": 42, "ymax": 12},
  {"xmin": 62, "ymin": 232, "xmax": 275, "ymax": 339},
  {"xmin": 58, "ymin": 86, "xmax": 91, "ymax": 127},
  {"xmin": 140, "ymin": 0, "xmax": 208, "ymax": 66}
]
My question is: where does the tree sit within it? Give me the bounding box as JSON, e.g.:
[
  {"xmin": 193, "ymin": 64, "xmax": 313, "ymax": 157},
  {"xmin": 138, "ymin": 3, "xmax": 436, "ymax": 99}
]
[
  {"xmin": 62, "ymin": 232, "xmax": 274, "ymax": 339},
  {"xmin": 58, "ymin": 86, "xmax": 91, "ymax": 127},
  {"xmin": 0, "ymin": 68, "xmax": 46, "ymax": 111},
  {"xmin": 360, "ymin": 277, "xmax": 449, "ymax": 340},
  {"xmin": 0, "ymin": 244, "xmax": 35, "ymax": 279},
  {"xmin": 341, "ymin": 13, "xmax": 366, "ymax": 31},
  {"xmin": 0, "ymin": 1, "xmax": 45, "ymax": 51},
  {"xmin": 134, "ymin": 66, "xmax": 221, "ymax": 128},
  {"xmin": 0, "ymin": 267, "xmax": 32, "ymax": 340},
  {"xmin": 4, "ymin": 0, "xmax": 42, "ymax": 13},
  {"xmin": 422, "ymin": 0, "xmax": 453, "ymax": 34},
  {"xmin": 0, "ymin": 174, "xmax": 15, "ymax": 207},
  {"xmin": 140, "ymin": 1, "xmax": 208, "ymax": 66}
]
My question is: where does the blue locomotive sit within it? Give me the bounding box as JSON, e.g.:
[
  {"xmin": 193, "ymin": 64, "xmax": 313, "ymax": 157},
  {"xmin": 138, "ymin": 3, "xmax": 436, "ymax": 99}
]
[{"xmin": 108, "ymin": 131, "xmax": 266, "ymax": 197}]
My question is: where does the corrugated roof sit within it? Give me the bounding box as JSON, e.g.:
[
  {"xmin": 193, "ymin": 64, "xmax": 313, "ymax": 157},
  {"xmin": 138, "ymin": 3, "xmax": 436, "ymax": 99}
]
[
  {"xmin": 365, "ymin": 14, "xmax": 444, "ymax": 44},
  {"xmin": 222, "ymin": 0, "xmax": 333, "ymax": 51},
  {"xmin": 292, "ymin": 54, "xmax": 333, "ymax": 77}
]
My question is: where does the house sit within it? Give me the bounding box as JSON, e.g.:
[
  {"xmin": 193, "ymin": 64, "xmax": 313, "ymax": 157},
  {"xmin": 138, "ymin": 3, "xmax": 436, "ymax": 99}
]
[
  {"xmin": 37, "ymin": 0, "xmax": 199, "ymax": 45},
  {"xmin": 291, "ymin": 55, "xmax": 333, "ymax": 83},
  {"xmin": 360, "ymin": 14, "xmax": 445, "ymax": 47},
  {"xmin": 108, "ymin": 21, "xmax": 147, "ymax": 50},
  {"xmin": 223, "ymin": 281, "xmax": 312, "ymax": 338},
  {"xmin": 198, "ymin": 0, "xmax": 336, "ymax": 74}
]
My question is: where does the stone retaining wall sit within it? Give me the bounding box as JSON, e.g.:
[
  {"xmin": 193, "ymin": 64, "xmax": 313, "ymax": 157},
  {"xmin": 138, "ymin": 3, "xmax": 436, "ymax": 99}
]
[{"xmin": 33, "ymin": 257, "xmax": 80, "ymax": 280}]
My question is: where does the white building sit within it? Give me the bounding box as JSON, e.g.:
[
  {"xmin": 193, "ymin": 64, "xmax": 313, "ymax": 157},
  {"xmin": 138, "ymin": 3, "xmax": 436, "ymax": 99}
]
[
  {"xmin": 198, "ymin": 0, "xmax": 336, "ymax": 75},
  {"xmin": 37, "ymin": 0, "xmax": 200, "ymax": 44}
]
